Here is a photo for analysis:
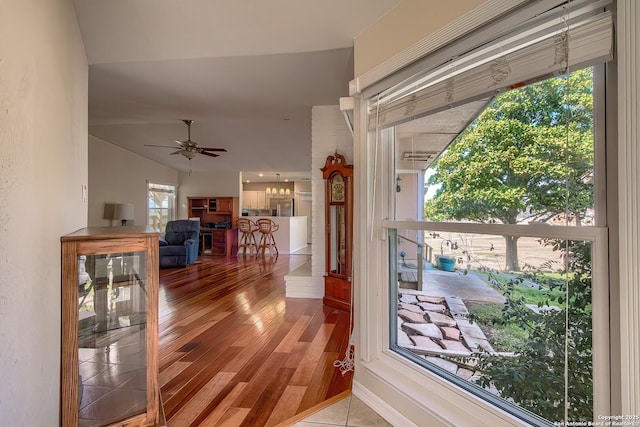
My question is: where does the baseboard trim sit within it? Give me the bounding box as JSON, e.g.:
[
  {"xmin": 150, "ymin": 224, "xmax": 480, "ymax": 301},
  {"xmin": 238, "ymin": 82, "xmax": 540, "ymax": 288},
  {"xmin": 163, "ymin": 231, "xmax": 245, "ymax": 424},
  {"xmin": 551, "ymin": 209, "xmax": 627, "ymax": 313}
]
[{"xmin": 352, "ymin": 380, "xmax": 420, "ymax": 427}]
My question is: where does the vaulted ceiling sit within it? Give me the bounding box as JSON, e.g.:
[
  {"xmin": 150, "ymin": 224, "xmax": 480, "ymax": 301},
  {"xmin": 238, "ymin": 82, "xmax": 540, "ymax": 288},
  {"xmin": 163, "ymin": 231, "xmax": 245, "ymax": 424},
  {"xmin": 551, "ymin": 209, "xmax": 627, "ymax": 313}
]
[{"xmin": 74, "ymin": 0, "xmax": 401, "ymax": 180}]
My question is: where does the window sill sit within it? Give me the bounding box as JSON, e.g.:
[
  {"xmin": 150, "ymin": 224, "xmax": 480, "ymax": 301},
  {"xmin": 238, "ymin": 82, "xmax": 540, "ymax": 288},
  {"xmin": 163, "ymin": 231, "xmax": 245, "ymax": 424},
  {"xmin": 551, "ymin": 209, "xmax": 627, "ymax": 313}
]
[{"xmin": 354, "ymin": 351, "xmax": 530, "ymax": 427}]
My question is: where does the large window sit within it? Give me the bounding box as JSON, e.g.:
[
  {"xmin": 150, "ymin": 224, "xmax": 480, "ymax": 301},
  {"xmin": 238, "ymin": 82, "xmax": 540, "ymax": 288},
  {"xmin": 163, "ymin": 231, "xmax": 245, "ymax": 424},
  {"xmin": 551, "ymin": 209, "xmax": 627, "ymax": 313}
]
[
  {"xmin": 147, "ymin": 182, "xmax": 176, "ymax": 233},
  {"xmin": 361, "ymin": 2, "xmax": 614, "ymax": 425}
]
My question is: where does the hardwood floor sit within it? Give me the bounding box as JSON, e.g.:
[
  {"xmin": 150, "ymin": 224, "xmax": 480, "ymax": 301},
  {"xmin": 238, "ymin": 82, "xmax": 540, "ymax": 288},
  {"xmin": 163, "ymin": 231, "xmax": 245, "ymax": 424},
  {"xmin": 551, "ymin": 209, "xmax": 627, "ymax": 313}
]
[{"xmin": 158, "ymin": 254, "xmax": 353, "ymax": 427}]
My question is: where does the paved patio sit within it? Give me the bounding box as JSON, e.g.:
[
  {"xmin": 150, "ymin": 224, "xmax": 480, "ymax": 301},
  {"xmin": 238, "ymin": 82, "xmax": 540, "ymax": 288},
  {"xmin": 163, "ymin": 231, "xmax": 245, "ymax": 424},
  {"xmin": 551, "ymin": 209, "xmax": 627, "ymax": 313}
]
[
  {"xmin": 399, "ymin": 263, "xmax": 506, "ymax": 304},
  {"xmin": 396, "ymin": 263, "xmax": 510, "ymax": 383}
]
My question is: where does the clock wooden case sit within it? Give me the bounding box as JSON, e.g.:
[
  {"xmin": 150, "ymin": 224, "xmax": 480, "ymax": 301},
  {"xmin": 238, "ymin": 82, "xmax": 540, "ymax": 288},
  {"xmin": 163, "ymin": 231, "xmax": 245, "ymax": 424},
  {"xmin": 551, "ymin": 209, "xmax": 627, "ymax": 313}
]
[{"xmin": 321, "ymin": 152, "xmax": 353, "ymax": 311}]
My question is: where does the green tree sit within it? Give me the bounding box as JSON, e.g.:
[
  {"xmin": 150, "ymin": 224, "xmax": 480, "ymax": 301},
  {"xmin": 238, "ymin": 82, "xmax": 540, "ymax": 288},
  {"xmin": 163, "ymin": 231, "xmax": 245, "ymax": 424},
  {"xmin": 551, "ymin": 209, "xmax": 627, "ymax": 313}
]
[{"xmin": 424, "ymin": 68, "xmax": 594, "ymax": 270}]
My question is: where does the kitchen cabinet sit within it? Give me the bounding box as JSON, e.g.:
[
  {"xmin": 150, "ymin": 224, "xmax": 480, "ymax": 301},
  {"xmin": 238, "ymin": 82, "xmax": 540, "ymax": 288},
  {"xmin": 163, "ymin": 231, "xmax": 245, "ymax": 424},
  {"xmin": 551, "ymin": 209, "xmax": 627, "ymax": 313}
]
[{"xmin": 242, "ymin": 191, "xmax": 266, "ymax": 210}]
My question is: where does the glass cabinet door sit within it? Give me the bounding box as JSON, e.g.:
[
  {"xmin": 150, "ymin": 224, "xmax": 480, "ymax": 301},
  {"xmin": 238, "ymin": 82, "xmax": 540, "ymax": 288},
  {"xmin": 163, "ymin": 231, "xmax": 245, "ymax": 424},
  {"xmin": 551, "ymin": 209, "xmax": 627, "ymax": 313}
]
[
  {"xmin": 77, "ymin": 251, "xmax": 148, "ymax": 425},
  {"xmin": 329, "ymin": 205, "xmax": 346, "ymax": 275},
  {"xmin": 328, "ymin": 173, "xmax": 348, "ymax": 277}
]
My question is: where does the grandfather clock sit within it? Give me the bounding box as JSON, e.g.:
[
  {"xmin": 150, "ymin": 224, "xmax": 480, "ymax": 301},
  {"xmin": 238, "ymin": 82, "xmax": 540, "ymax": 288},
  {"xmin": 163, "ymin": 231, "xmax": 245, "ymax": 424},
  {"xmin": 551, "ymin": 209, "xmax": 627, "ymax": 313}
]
[{"xmin": 322, "ymin": 151, "xmax": 353, "ymax": 311}]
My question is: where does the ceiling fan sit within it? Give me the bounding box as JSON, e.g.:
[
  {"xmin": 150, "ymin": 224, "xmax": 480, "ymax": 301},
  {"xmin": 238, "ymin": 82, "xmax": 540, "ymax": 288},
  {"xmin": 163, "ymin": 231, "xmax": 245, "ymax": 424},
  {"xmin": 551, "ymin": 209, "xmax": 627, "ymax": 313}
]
[{"xmin": 145, "ymin": 119, "xmax": 227, "ymax": 159}]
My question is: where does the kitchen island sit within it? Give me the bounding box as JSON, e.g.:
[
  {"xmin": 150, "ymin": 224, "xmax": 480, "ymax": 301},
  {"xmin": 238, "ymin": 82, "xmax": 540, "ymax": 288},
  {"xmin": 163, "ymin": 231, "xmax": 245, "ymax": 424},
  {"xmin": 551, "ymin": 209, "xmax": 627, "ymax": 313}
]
[{"xmin": 244, "ymin": 216, "xmax": 308, "ymax": 254}]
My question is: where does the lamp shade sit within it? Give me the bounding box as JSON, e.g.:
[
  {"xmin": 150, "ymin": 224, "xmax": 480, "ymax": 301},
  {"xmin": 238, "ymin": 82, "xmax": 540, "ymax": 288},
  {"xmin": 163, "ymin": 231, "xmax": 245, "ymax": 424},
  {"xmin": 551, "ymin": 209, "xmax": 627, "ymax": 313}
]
[
  {"xmin": 113, "ymin": 203, "xmax": 134, "ymax": 220},
  {"xmin": 113, "ymin": 203, "xmax": 134, "ymax": 225}
]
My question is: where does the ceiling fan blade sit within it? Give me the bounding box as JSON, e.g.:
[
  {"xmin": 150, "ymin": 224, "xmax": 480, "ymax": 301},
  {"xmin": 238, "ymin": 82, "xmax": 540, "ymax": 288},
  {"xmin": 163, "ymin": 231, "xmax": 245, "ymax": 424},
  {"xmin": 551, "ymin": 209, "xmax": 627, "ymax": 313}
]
[
  {"xmin": 175, "ymin": 140, "xmax": 186, "ymax": 147},
  {"xmin": 199, "ymin": 147, "xmax": 228, "ymax": 152},
  {"xmin": 200, "ymin": 151, "xmax": 220, "ymax": 158},
  {"xmin": 145, "ymin": 144, "xmax": 179, "ymax": 148},
  {"xmin": 170, "ymin": 150, "xmax": 184, "ymax": 155}
]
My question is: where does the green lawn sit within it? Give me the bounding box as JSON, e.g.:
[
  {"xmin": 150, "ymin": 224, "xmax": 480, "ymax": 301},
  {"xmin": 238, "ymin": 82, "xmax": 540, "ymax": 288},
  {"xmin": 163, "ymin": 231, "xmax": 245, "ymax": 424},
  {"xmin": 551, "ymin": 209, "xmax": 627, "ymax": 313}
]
[
  {"xmin": 472, "ymin": 270, "xmax": 565, "ymax": 307},
  {"xmin": 466, "ymin": 271, "xmax": 569, "ymax": 352},
  {"xmin": 466, "ymin": 302, "xmax": 528, "ymax": 352}
]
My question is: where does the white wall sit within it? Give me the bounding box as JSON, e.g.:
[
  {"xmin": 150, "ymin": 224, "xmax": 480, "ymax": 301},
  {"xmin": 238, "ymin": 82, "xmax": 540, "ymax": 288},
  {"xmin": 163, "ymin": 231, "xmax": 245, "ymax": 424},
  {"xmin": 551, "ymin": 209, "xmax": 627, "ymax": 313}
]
[
  {"xmin": 0, "ymin": 1, "xmax": 88, "ymax": 424},
  {"xmin": 177, "ymin": 170, "xmax": 241, "ymax": 218},
  {"xmin": 353, "ymin": 0, "xmax": 485, "ymax": 78},
  {"xmin": 396, "ymin": 172, "xmax": 423, "ymax": 259},
  {"xmin": 311, "ymin": 106, "xmax": 353, "ymax": 291},
  {"xmin": 294, "ymin": 180, "xmax": 312, "ymax": 243},
  {"xmin": 88, "ymin": 135, "xmax": 178, "ymax": 227}
]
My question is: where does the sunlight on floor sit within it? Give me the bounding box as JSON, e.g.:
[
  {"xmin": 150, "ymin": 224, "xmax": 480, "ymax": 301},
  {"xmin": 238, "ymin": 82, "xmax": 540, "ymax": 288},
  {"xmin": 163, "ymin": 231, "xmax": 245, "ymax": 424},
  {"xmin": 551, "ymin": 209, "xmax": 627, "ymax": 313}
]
[{"xmin": 291, "ymin": 244, "xmax": 312, "ymax": 255}]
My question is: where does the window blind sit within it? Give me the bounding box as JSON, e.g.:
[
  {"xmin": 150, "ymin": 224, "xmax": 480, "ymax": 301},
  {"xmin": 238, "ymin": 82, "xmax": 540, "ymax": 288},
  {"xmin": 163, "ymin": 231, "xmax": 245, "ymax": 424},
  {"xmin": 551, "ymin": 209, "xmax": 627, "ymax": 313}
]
[{"xmin": 368, "ymin": 3, "xmax": 613, "ymax": 131}]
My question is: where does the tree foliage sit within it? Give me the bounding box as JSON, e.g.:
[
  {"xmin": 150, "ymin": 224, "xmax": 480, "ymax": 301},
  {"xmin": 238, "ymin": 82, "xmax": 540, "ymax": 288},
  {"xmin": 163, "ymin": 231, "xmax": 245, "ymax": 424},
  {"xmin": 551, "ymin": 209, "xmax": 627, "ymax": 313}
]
[
  {"xmin": 424, "ymin": 68, "xmax": 594, "ymax": 270},
  {"xmin": 475, "ymin": 240, "xmax": 593, "ymax": 422}
]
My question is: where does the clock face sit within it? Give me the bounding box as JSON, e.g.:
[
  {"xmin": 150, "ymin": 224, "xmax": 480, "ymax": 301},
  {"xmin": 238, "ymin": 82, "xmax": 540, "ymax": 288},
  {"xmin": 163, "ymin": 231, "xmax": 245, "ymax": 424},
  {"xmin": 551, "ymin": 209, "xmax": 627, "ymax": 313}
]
[{"xmin": 331, "ymin": 175, "xmax": 345, "ymax": 203}]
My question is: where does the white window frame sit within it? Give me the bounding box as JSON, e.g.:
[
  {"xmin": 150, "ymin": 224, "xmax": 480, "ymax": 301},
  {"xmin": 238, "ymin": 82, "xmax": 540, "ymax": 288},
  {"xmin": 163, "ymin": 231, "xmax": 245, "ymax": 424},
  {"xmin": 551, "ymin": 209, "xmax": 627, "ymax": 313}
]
[
  {"xmin": 146, "ymin": 181, "xmax": 177, "ymax": 233},
  {"xmin": 384, "ymin": 220, "xmax": 609, "ymax": 424},
  {"xmin": 352, "ymin": 4, "xmax": 620, "ymax": 426},
  {"xmin": 356, "ymin": 86, "xmax": 611, "ymax": 427},
  {"xmin": 615, "ymin": 0, "xmax": 640, "ymax": 416}
]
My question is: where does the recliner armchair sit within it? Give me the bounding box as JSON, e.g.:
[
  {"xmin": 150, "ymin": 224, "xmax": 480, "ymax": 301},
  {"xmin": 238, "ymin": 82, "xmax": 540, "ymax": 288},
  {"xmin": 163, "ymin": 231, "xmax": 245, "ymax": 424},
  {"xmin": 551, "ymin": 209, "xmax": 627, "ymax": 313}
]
[{"xmin": 159, "ymin": 220, "xmax": 200, "ymax": 268}]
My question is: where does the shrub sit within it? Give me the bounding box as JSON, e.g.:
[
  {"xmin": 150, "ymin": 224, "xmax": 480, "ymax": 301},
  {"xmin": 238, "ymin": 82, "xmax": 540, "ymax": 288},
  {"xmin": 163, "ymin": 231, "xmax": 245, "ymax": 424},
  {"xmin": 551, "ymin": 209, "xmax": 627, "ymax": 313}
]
[{"xmin": 475, "ymin": 240, "xmax": 593, "ymax": 422}]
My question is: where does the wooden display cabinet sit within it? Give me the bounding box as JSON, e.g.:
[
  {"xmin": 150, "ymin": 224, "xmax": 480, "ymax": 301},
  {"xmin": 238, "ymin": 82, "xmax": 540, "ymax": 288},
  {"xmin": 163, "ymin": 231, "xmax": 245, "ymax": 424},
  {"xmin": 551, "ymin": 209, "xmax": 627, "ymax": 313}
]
[
  {"xmin": 189, "ymin": 198, "xmax": 208, "ymax": 211},
  {"xmin": 61, "ymin": 226, "xmax": 160, "ymax": 427},
  {"xmin": 188, "ymin": 196, "xmax": 239, "ymax": 256},
  {"xmin": 216, "ymin": 197, "xmax": 234, "ymax": 213},
  {"xmin": 322, "ymin": 152, "xmax": 353, "ymax": 311}
]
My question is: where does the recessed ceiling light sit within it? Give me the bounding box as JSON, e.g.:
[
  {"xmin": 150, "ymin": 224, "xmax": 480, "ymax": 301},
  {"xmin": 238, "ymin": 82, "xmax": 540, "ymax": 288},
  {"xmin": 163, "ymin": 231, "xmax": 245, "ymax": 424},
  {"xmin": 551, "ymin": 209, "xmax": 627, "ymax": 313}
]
[
  {"xmin": 246, "ymin": 180, "xmax": 250, "ymax": 183},
  {"xmin": 284, "ymin": 179, "xmax": 289, "ymax": 182},
  {"xmin": 259, "ymin": 173, "xmax": 264, "ymax": 177}
]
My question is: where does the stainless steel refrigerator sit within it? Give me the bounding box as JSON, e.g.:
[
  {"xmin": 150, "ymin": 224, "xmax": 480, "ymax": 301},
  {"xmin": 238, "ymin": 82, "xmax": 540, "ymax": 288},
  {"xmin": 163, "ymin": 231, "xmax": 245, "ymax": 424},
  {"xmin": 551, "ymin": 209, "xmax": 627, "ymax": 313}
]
[{"xmin": 270, "ymin": 198, "xmax": 294, "ymax": 216}]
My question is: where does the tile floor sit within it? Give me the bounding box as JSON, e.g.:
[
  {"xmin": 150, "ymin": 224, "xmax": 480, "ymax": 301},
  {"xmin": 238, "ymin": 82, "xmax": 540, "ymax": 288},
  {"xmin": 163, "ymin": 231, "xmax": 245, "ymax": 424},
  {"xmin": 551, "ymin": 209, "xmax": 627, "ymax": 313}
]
[
  {"xmin": 291, "ymin": 394, "xmax": 392, "ymax": 427},
  {"xmin": 78, "ymin": 328, "xmax": 148, "ymax": 427}
]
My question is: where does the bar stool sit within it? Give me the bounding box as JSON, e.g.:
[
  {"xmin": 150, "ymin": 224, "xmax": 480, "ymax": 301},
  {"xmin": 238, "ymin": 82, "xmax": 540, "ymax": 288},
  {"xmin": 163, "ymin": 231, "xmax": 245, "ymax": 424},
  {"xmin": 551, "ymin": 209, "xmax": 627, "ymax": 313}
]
[
  {"xmin": 237, "ymin": 218, "xmax": 258, "ymax": 256},
  {"xmin": 256, "ymin": 218, "xmax": 279, "ymax": 256}
]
